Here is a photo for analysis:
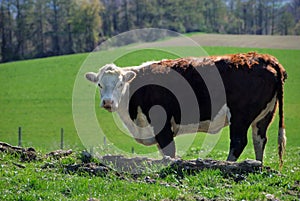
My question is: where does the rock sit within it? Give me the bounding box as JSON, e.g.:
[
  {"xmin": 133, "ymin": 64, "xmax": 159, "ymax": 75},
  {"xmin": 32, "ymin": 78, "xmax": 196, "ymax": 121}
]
[
  {"xmin": 87, "ymin": 198, "xmax": 100, "ymax": 201},
  {"xmin": 0, "ymin": 141, "xmax": 37, "ymax": 161},
  {"xmin": 41, "ymin": 162, "xmax": 56, "ymax": 169},
  {"xmin": 45, "ymin": 149, "xmax": 73, "ymax": 159},
  {"xmin": 12, "ymin": 162, "xmax": 26, "ymax": 168},
  {"xmin": 81, "ymin": 150, "xmax": 92, "ymax": 163},
  {"xmin": 64, "ymin": 162, "xmax": 110, "ymax": 177},
  {"xmin": 144, "ymin": 176, "xmax": 156, "ymax": 184}
]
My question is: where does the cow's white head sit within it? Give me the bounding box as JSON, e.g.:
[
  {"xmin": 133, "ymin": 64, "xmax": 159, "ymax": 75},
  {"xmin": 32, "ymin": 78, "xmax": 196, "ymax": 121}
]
[{"xmin": 85, "ymin": 64, "xmax": 136, "ymax": 112}]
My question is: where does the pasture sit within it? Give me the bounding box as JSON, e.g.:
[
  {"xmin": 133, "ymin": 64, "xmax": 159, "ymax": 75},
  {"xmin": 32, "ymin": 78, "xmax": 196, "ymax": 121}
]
[{"xmin": 0, "ymin": 34, "xmax": 300, "ymax": 200}]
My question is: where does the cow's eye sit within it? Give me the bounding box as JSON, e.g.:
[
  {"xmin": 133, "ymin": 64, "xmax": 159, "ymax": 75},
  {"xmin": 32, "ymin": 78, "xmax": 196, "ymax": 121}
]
[
  {"xmin": 98, "ymin": 83, "xmax": 102, "ymax": 88},
  {"xmin": 117, "ymin": 83, "xmax": 123, "ymax": 88}
]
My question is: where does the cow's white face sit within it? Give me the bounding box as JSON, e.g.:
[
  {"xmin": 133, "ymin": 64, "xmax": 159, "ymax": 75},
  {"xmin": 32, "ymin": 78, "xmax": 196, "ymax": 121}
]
[{"xmin": 85, "ymin": 64, "xmax": 136, "ymax": 112}]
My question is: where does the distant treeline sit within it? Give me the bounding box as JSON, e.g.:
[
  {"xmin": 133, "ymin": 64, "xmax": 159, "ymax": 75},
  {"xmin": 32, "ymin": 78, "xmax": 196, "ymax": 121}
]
[{"xmin": 1, "ymin": 0, "xmax": 300, "ymax": 63}]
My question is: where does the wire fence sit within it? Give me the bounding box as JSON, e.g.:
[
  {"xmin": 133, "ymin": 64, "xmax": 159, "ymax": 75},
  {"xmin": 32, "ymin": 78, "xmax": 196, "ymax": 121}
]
[{"xmin": 16, "ymin": 126, "xmax": 135, "ymax": 154}]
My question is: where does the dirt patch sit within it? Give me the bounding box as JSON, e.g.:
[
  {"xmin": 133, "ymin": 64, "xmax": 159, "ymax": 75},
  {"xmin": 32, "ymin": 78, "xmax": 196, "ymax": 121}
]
[
  {"xmin": 61, "ymin": 155, "xmax": 267, "ymax": 183},
  {"xmin": 101, "ymin": 155, "xmax": 264, "ymax": 176},
  {"xmin": 190, "ymin": 34, "xmax": 300, "ymax": 50},
  {"xmin": 0, "ymin": 142, "xmax": 272, "ymax": 179},
  {"xmin": 134, "ymin": 34, "xmax": 300, "ymax": 50}
]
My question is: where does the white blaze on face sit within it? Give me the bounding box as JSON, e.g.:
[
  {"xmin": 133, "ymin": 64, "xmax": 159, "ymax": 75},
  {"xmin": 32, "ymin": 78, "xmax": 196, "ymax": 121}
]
[
  {"xmin": 85, "ymin": 64, "xmax": 136, "ymax": 112},
  {"xmin": 99, "ymin": 73, "xmax": 122, "ymax": 111}
]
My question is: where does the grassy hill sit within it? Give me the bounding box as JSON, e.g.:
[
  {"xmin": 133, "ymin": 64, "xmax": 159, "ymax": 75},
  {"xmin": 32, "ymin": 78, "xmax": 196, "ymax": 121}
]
[
  {"xmin": 0, "ymin": 46, "xmax": 299, "ymax": 157},
  {"xmin": 0, "ymin": 45, "xmax": 300, "ymax": 200}
]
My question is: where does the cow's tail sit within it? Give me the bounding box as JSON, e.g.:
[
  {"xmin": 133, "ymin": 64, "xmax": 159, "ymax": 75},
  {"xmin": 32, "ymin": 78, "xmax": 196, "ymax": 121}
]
[{"xmin": 274, "ymin": 60, "xmax": 287, "ymax": 169}]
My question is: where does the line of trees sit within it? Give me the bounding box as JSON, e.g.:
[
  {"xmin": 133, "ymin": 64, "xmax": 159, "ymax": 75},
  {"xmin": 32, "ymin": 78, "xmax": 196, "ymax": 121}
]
[
  {"xmin": 0, "ymin": 0, "xmax": 102, "ymax": 62},
  {"xmin": 1, "ymin": 0, "xmax": 300, "ymax": 63}
]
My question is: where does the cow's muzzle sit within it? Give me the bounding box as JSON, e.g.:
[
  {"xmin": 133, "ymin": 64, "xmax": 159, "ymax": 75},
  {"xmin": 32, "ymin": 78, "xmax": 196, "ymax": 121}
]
[{"xmin": 102, "ymin": 99, "xmax": 114, "ymax": 112}]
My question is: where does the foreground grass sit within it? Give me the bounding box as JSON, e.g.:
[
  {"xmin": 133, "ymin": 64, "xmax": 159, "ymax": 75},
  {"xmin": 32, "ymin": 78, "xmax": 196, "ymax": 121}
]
[
  {"xmin": 0, "ymin": 146, "xmax": 299, "ymax": 201},
  {"xmin": 0, "ymin": 155, "xmax": 177, "ymax": 200}
]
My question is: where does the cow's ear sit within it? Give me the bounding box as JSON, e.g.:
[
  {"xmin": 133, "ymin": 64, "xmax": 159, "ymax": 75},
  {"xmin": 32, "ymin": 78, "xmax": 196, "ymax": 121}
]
[
  {"xmin": 85, "ymin": 72, "xmax": 98, "ymax": 83},
  {"xmin": 124, "ymin": 71, "xmax": 136, "ymax": 83}
]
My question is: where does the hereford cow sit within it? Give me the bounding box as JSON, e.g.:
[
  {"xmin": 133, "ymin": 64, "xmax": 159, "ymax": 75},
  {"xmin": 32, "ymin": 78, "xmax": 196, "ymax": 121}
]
[{"xmin": 85, "ymin": 52, "xmax": 287, "ymax": 167}]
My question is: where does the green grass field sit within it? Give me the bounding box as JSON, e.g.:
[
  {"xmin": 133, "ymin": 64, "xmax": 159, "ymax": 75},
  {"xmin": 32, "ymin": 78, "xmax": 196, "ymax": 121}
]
[{"xmin": 0, "ymin": 44, "xmax": 300, "ymax": 200}]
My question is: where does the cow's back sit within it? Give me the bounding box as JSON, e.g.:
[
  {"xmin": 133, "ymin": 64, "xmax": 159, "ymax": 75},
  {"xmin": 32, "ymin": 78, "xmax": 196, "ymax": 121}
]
[{"xmin": 127, "ymin": 52, "xmax": 286, "ymax": 130}]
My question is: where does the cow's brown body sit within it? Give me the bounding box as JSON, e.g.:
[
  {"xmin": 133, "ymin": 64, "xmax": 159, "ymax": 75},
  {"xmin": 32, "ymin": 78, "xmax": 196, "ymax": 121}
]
[{"xmin": 127, "ymin": 52, "xmax": 287, "ymax": 166}]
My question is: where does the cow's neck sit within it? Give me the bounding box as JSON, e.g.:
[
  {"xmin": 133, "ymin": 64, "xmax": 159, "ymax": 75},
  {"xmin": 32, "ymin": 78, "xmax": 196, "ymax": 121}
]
[{"xmin": 116, "ymin": 84, "xmax": 130, "ymax": 120}]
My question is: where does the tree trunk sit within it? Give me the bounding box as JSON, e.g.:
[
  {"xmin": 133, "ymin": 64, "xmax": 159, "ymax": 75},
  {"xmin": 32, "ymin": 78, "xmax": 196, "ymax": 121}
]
[
  {"xmin": 271, "ymin": 0, "xmax": 276, "ymax": 35},
  {"xmin": 15, "ymin": 0, "xmax": 24, "ymax": 59},
  {"xmin": 0, "ymin": 2, "xmax": 5, "ymax": 62},
  {"xmin": 37, "ymin": 1, "xmax": 45, "ymax": 57},
  {"xmin": 52, "ymin": 0, "xmax": 60, "ymax": 55},
  {"xmin": 1, "ymin": 0, "xmax": 14, "ymax": 62},
  {"xmin": 66, "ymin": 5, "xmax": 74, "ymax": 54}
]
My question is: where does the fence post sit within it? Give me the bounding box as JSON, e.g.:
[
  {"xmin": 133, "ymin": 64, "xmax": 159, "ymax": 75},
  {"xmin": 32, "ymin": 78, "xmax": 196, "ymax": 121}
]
[
  {"xmin": 18, "ymin": 127, "xmax": 22, "ymax": 147},
  {"xmin": 60, "ymin": 128, "xmax": 64, "ymax": 150},
  {"xmin": 90, "ymin": 146, "xmax": 93, "ymax": 156},
  {"xmin": 103, "ymin": 136, "xmax": 106, "ymax": 146},
  {"xmin": 131, "ymin": 147, "xmax": 134, "ymax": 154}
]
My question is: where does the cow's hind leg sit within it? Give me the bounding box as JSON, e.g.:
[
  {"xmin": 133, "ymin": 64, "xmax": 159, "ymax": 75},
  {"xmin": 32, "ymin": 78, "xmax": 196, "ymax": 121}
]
[
  {"xmin": 251, "ymin": 109, "xmax": 276, "ymax": 162},
  {"xmin": 227, "ymin": 119, "xmax": 251, "ymax": 161}
]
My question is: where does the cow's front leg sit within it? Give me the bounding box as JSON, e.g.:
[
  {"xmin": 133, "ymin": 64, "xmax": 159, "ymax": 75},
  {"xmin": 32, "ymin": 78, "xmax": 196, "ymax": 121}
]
[
  {"xmin": 227, "ymin": 120, "xmax": 250, "ymax": 161},
  {"xmin": 157, "ymin": 140, "xmax": 175, "ymax": 158},
  {"xmin": 155, "ymin": 125, "xmax": 175, "ymax": 158}
]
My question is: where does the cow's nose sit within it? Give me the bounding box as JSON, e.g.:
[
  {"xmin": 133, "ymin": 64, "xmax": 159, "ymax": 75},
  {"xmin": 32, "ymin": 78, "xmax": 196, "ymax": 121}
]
[{"xmin": 103, "ymin": 99, "xmax": 114, "ymax": 107}]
